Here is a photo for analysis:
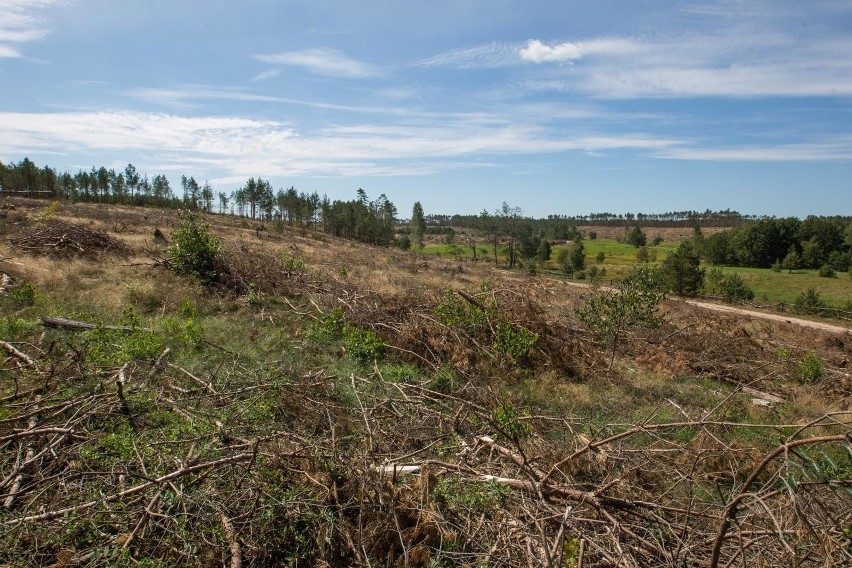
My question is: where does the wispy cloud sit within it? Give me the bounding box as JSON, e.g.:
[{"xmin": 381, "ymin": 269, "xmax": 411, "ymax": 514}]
[
  {"xmin": 253, "ymin": 48, "xmax": 381, "ymax": 78},
  {"xmin": 253, "ymin": 68, "xmax": 281, "ymax": 81},
  {"xmin": 411, "ymin": 43, "xmax": 521, "ymax": 70},
  {"xmin": 518, "ymin": 8, "xmax": 852, "ymax": 98},
  {"xmin": 519, "ymin": 40, "xmax": 582, "ymax": 63},
  {"xmin": 0, "ymin": 0, "xmax": 64, "ymax": 59},
  {"xmin": 0, "ymin": 109, "xmax": 686, "ymax": 180},
  {"xmin": 658, "ymin": 137, "xmax": 852, "ymax": 161}
]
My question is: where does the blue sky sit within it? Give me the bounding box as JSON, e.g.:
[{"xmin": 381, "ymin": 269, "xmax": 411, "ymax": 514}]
[{"xmin": 1, "ymin": 0, "xmax": 851, "ymax": 218}]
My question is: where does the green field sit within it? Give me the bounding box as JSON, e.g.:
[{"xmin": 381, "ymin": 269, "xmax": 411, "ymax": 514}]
[
  {"xmin": 716, "ymin": 266, "xmax": 851, "ymax": 307},
  {"xmin": 423, "ymin": 237, "xmax": 852, "ymax": 309}
]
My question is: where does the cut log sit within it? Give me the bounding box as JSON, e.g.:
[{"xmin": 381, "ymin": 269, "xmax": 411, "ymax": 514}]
[{"xmin": 40, "ymin": 316, "xmax": 150, "ymax": 333}]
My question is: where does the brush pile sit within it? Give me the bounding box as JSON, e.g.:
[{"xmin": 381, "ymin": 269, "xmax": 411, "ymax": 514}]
[
  {"xmin": 9, "ymin": 219, "xmax": 130, "ymax": 258},
  {"xmin": 1, "ymin": 336, "xmax": 849, "ymax": 567}
]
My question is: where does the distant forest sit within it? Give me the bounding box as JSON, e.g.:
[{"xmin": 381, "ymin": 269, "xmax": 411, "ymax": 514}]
[{"xmin": 2, "ymin": 157, "xmax": 850, "ymax": 271}]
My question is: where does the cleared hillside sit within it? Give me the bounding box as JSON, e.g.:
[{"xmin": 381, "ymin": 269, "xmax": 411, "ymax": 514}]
[{"xmin": 1, "ymin": 197, "xmax": 850, "ymax": 567}]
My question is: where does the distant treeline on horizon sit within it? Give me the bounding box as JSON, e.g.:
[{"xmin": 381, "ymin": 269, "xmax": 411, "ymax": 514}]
[{"xmin": 1, "ymin": 157, "xmax": 850, "ymax": 232}]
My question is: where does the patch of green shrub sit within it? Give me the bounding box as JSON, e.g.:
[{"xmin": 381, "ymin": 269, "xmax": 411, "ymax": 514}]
[
  {"xmin": 7, "ymin": 282, "xmax": 36, "ymax": 307},
  {"xmin": 494, "ymin": 321, "xmax": 538, "ymax": 359},
  {"xmin": 433, "ymin": 477, "xmax": 510, "ymax": 514},
  {"xmin": 796, "ymin": 352, "xmax": 823, "ymax": 382},
  {"xmin": 434, "ymin": 289, "xmax": 493, "ymax": 334},
  {"xmin": 817, "ymin": 264, "xmax": 836, "ymax": 278},
  {"xmin": 168, "ymin": 210, "xmax": 221, "ymax": 283},
  {"xmin": 493, "ymin": 402, "xmax": 532, "ymax": 440},
  {"xmin": 794, "ymin": 287, "xmax": 826, "ymax": 315},
  {"xmin": 343, "ymin": 326, "xmax": 386, "ymax": 363},
  {"xmin": 718, "ymin": 273, "xmax": 755, "ymax": 302}
]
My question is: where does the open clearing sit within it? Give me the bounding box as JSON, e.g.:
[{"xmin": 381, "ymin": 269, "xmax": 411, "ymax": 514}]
[{"xmin": 1, "ymin": 198, "xmax": 849, "ymax": 567}]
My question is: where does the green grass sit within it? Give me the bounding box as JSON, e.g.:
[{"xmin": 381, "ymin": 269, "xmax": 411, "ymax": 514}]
[
  {"xmin": 718, "ymin": 266, "xmax": 852, "ymax": 307},
  {"xmin": 421, "ymin": 237, "xmax": 851, "ymax": 310}
]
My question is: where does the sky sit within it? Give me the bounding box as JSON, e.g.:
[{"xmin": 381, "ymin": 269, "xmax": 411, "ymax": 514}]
[{"xmin": 1, "ymin": 0, "xmax": 851, "ymax": 218}]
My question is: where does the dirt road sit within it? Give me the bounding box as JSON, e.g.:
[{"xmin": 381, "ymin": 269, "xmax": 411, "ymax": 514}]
[
  {"xmin": 561, "ymin": 279, "xmax": 851, "ymax": 334},
  {"xmin": 683, "ymin": 299, "xmax": 851, "ymax": 334}
]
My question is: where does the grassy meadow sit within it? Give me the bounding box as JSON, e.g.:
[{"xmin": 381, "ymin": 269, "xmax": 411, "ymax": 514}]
[{"xmin": 422, "ymin": 233, "xmax": 851, "ymax": 310}]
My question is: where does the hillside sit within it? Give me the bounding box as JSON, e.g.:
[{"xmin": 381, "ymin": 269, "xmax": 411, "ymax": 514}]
[{"xmin": 1, "ymin": 197, "xmax": 850, "ymax": 567}]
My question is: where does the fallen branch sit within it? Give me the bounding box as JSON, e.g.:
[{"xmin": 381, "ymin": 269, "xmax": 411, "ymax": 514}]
[
  {"xmin": 708, "ymin": 433, "xmax": 851, "ymax": 568},
  {"xmin": 2, "ymin": 451, "xmax": 255, "ymax": 526},
  {"xmin": 2, "ymin": 341, "xmax": 36, "ymax": 367},
  {"xmin": 40, "ymin": 316, "xmax": 149, "ymax": 333}
]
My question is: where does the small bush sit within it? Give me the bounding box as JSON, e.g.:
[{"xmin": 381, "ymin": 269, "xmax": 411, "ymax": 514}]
[
  {"xmin": 281, "ymin": 251, "xmax": 307, "ymax": 275},
  {"xmin": 493, "ymin": 402, "xmax": 532, "ymax": 440},
  {"xmin": 794, "ymin": 287, "xmax": 826, "ymax": 315},
  {"xmin": 434, "ymin": 289, "xmax": 493, "ymax": 334},
  {"xmin": 434, "ymin": 477, "xmax": 510, "ymax": 514},
  {"xmin": 306, "ymin": 306, "xmax": 345, "ymax": 340},
  {"xmin": 796, "ymin": 352, "xmax": 823, "ymax": 382},
  {"xmin": 343, "ymin": 326, "xmax": 386, "ymax": 363},
  {"xmin": 494, "ymin": 321, "xmax": 538, "ymax": 359},
  {"xmin": 246, "ymin": 283, "xmax": 264, "ymax": 309},
  {"xmin": 168, "ymin": 211, "xmax": 221, "ymax": 283},
  {"xmin": 818, "ymin": 264, "xmax": 836, "ymax": 278},
  {"xmin": 8, "ymin": 282, "xmax": 36, "ymax": 307},
  {"xmin": 718, "ymin": 273, "xmax": 755, "ymax": 302},
  {"xmin": 85, "ymin": 325, "xmax": 165, "ymax": 365}
]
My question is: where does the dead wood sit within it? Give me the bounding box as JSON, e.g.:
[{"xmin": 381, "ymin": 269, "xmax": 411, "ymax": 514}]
[
  {"xmin": 39, "ymin": 316, "xmax": 149, "ymax": 333},
  {"xmin": 2, "ymin": 341, "xmax": 36, "ymax": 367},
  {"xmin": 9, "ymin": 219, "xmax": 130, "ymax": 258}
]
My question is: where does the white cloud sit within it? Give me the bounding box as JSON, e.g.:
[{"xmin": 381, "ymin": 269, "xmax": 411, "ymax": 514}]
[
  {"xmin": 0, "ymin": 109, "xmax": 685, "ymax": 180},
  {"xmin": 516, "ymin": 6, "xmax": 852, "ymax": 98},
  {"xmin": 658, "ymin": 138, "xmax": 852, "ymax": 161},
  {"xmin": 520, "ymin": 39, "xmax": 583, "ymax": 63},
  {"xmin": 0, "ymin": 0, "xmax": 64, "ymax": 59},
  {"xmin": 253, "ymin": 68, "xmax": 281, "ymax": 81},
  {"xmin": 411, "ymin": 43, "xmax": 521, "ymax": 69},
  {"xmin": 253, "ymin": 48, "xmax": 381, "ymax": 78}
]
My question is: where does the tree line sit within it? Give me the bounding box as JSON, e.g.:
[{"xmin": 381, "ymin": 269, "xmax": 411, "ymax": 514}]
[
  {"xmin": 2, "ymin": 157, "xmax": 850, "ymax": 266},
  {"xmin": 699, "ymin": 217, "xmax": 852, "ymax": 272},
  {"xmin": 0, "ymin": 158, "xmax": 396, "ymax": 247}
]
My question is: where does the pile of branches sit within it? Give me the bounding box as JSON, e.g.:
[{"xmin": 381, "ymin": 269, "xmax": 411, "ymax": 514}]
[
  {"xmin": 9, "ymin": 219, "xmax": 130, "ymax": 258},
  {"xmin": 1, "ymin": 334, "xmax": 850, "ymax": 567},
  {"xmin": 336, "ymin": 286, "xmax": 589, "ymax": 376}
]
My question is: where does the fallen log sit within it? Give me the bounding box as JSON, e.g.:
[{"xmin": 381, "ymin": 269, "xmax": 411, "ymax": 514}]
[
  {"xmin": 2, "ymin": 341, "xmax": 36, "ymax": 367},
  {"xmin": 40, "ymin": 316, "xmax": 150, "ymax": 333}
]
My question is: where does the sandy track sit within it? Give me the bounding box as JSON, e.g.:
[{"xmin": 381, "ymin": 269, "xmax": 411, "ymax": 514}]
[
  {"xmin": 560, "ymin": 279, "xmax": 851, "ymax": 334},
  {"xmin": 683, "ymin": 299, "xmax": 851, "ymax": 334}
]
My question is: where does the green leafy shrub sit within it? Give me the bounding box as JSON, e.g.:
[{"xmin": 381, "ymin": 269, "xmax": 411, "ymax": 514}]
[
  {"xmin": 434, "ymin": 289, "xmax": 493, "ymax": 334},
  {"xmin": 577, "ymin": 267, "xmax": 665, "ymax": 369},
  {"xmin": 794, "ymin": 287, "xmax": 826, "ymax": 315},
  {"xmin": 306, "ymin": 306, "xmax": 345, "ymax": 340},
  {"xmin": 434, "ymin": 477, "xmax": 510, "ymax": 514},
  {"xmin": 718, "ymin": 273, "xmax": 755, "ymax": 302},
  {"xmin": 8, "ymin": 282, "xmax": 36, "ymax": 307},
  {"xmin": 343, "ymin": 326, "xmax": 386, "ymax": 363},
  {"xmin": 168, "ymin": 210, "xmax": 221, "ymax": 283},
  {"xmin": 1, "ymin": 315, "xmax": 29, "ymax": 338},
  {"xmin": 281, "ymin": 251, "xmax": 307, "ymax": 275},
  {"xmin": 246, "ymin": 283, "xmax": 264, "ymax": 309},
  {"xmin": 818, "ymin": 264, "xmax": 836, "ymax": 278},
  {"xmin": 160, "ymin": 301, "xmax": 205, "ymax": 349},
  {"xmin": 494, "ymin": 321, "xmax": 538, "ymax": 359},
  {"xmin": 85, "ymin": 325, "xmax": 165, "ymax": 365},
  {"xmin": 493, "ymin": 402, "xmax": 532, "ymax": 440},
  {"xmin": 796, "ymin": 352, "xmax": 823, "ymax": 382},
  {"xmin": 305, "ymin": 306, "xmax": 385, "ymax": 362}
]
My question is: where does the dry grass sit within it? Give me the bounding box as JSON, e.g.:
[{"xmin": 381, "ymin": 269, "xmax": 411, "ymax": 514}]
[{"xmin": 1, "ymin": 197, "xmax": 850, "ymax": 567}]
